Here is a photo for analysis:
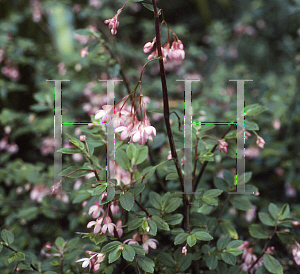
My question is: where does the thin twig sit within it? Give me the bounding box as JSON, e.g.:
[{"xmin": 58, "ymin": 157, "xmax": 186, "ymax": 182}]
[{"xmin": 151, "ymin": 0, "xmax": 190, "ymax": 231}]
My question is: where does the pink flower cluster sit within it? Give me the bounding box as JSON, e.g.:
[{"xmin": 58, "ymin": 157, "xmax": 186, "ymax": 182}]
[
  {"xmin": 0, "ymin": 126, "xmax": 18, "ymax": 155},
  {"xmin": 76, "ymin": 251, "xmax": 105, "ymax": 272},
  {"xmin": 87, "ymin": 200, "xmax": 123, "ymax": 237},
  {"xmin": 238, "ymin": 241, "xmax": 274, "ymax": 273},
  {"xmin": 104, "ymin": 9, "xmax": 122, "ymax": 35},
  {"xmin": 123, "ymin": 232, "xmax": 158, "ymax": 255},
  {"xmin": 218, "ymin": 140, "xmax": 228, "ymax": 154},
  {"xmin": 143, "ymin": 35, "xmax": 185, "ymax": 63},
  {"xmin": 95, "ymin": 96, "xmax": 156, "ymax": 145}
]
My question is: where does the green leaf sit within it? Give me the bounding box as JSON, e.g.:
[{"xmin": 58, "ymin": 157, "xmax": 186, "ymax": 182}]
[
  {"xmin": 122, "ymin": 245, "xmax": 135, "ymax": 262},
  {"xmin": 60, "ymin": 166, "xmax": 93, "ymax": 178},
  {"xmin": 217, "ymin": 235, "xmax": 231, "ymax": 250},
  {"xmin": 130, "ymin": 0, "xmax": 144, "ymax": 2},
  {"xmin": 164, "ymin": 198, "xmax": 181, "ymax": 213},
  {"xmin": 187, "ymin": 235, "xmax": 197, "ymax": 247},
  {"xmin": 230, "ymin": 196, "xmax": 253, "ymax": 211},
  {"xmin": 177, "ymin": 253, "xmax": 192, "ymax": 271},
  {"xmin": 142, "ymin": 3, "xmax": 160, "ymax": 14},
  {"xmin": 55, "ymin": 237, "xmax": 65, "ymax": 249},
  {"xmin": 249, "ymin": 224, "xmax": 269, "ymax": 239},
  {"xmin": 99, "ymin": 184, "xmax": 115, "ymax": 205},
  {"xmin": 214, "ymin": 177, "xmax": 230, "ymax": 191},
  {"xmin": 1, "ymin": 229, "xmax": 14, "ymax": 245},
  {"xmin": 203, "ymin": 197, "xmax": 218, "ymax": 206},
  {"xmin": 109, "ymin": 247, "xmax": 122, "ymax": 263},
  {"xmin": 101, "ymin": 241, "xmax": 122, "ymax": 253},
  {"xmin": 258, "ymin": 212, "xmax": 276, "ymax": 226},
  {"xmin": 142, "ymin": 220, "xmax": 149, "ymax": 231},
  {"xmin": 226, "ymin": 248, "xmax": 243, "ymax": 256},
  {"xmin": 149, "ymin": 192, "xmax": 163, "ymax": 210},
  {"xmin": 0, "ymin": 244, "xmax": 3, "ymax": 253},
  {"xmin": 128, "ymin": 218, "xmax": 143, "ymax": 231},
  {"xmin": 157, "ymin": 252, "xmax": 176, "ymax": 267},
  {"xmin": 126, "ymin": 143, "xmax": 137, "ymax": 161},
  {"xmin": 137, "ymin": 255, "xmax": 155, "ymax": 273},
  {"xmin": 147, "ymin": 220, "xmax": 157, "ymax": 236},
  {"xmin": 135, "ymin": 145, "xmax": 148, "ymax": 165},
  {"xmin": 130, "ymin": 183, "xmax": 145, "ymax": 197},
  {"xmin": 131, "ymin": 244, "xmax": 145, "ymax": 255},
  {"xmin": 115, "ymin": 149, "xmax": 131, "ymax": 171},
  {"xmin": 174, "ymin": 233, "xmax": 189, "ymax": 245},
  {"xmin": 120, "ymin": 192, "xmax": 134, "ymax": 211},
  {"xmin": 65, "ymin": 133, "xmax": 85, "ymax": 150},
  {"xmin": 245, "ymin": 105, "xmax": 268, "ymax": 116},
  {"xmin": 15, "ymin": 252, "xmax": 25, "ymax": 261},
  {"xmin": 263, "ymin": 254, "xmax": 283, "ymax": 274},
  {"xmin": 278, "ymin": 204, "xmax": 290, "ymax": 220},
  {"xmin": 226, "ymin": 240, "xmax": 243, "ymax": 249},
  {"xmin": 152, "ymin": 215, "xmax": 170, "ymax": 231},
  {"xmin": 73, "ymin": 190, "xmax": 91, "ymax": 203},
  {"xmin": 193, "ymin": 231, "xmax": 213, "ymax": 241},
  {"xmin": 223, "ymin": 170, "xmax": 235, "ymax": 186},
  {"xmin": 203, "ymin": 189, "xmax": 223, "ymax": 198},
  {"xmin": 164, "ymin": 213, "xmax": 183, "ymax": 225},
  {"xmin": 220, "ymin": 220, "xmax": 238, "ymax": 239},
  {"xmin": 165, "ymin": 173, "xmax": 178, "ymax": 181},
  {"xmin": 59, "ymin": 147, "xmax": 82, "ymax": 154},
  {"xmin": 221, "ymin": 252, "xmax": 236, "ymax": 265},
  {"xmin": 90, "ymin": 234, "xmax": 107, "ymax": 245},
  {"xmin": 92, "ymin": 183, "xmax": 107, "ymax": 196},
  {"xmin": 244, "ymin": 120, "xmax": 259, "ymax": 130},
  {"xmin": 206, "ymin": 255, "xmax": 218, "ymax": 270},
  {"xmin": 8, "ymin": 253, "xmax": 16, "ymax": 264},
  {"xmin": 268, "ymin": 203, "xmax": 279, "ymax": 221}
]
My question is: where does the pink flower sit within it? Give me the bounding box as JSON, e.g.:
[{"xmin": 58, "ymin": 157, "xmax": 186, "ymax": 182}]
[
  {"xmin": 87, "ymin": 217, "xmax": 104, "ymax": 234},
  {"xmin": 182, "ymin": 245, "xmax": 187, "ymax": 256},
  {"xmin": 88, "ymin": 201, "xmax": 104, "ymax": 218},
  {"xmin": 167, "ymin": 150, "xmax": 172, "ymax": 160},
  {"xmin": 123, "ymin": 232, "xmax": 141, "ymax": 245},
  {"xmin": 95, "ymin": 105, "xmax": 113, "ymax": 123},
  {"xmin": 104, "ymin": 9, "xmax": 122, "ymax": 35},
  {"xmin": 130, "ymin": 116, "xmax": 156, "ymax": 145},
  {"xmin": 80, "ymin": 47, "xmax": 88, "ymax": 58},
  {"xmin": 292, "ymin": 242, "xmax": 300, "ymax": 265},
  {"xmin": 110, "ymin": 200, "xmax": 119, "ymax": 215},
  {"xmin": 168, "ymin": 40, "xmax": 185, "ymax": 61},
  {"xmin": 142, "ymin": 234, "xmax": 158, "ymax": 254},
  {"xmin": 218, "ymin": 140, "xmax": 228, "ymax": 154},
  {"xmin": 256, "ymin": 136, "xmax": 265, "ymax": 149},
  {"xmin": 244, "ymin": 205, "xmax": 257, "ymax": 222},
  {"xmin": 116, "ymin": 219, "xmax": 123, "ymax": 238},
  {"xmin": 102, "ymin": 216, "xmax": 116, "ymax": 236},
  {"xmin": 143, "ymin": 37, "xmax": 156, "ymax": 53},
  {"xmin": 76, "ymin": 257, "xmax": 91, "ymax": 271}
]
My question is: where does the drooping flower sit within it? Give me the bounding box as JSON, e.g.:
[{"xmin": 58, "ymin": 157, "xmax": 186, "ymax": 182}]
[
  {"xmin": 104, "ymin": 9, "xmax": 122, "ymax": 35},
  {"xmin": 218, "ymin": 140, "xmax": 228, "ymax": 154},
  {"xmin": 168, "ymin": 39, "xmax": 185, "ymax": 61},
  {"xmin": 182, "ymin": 245, "xmax": 187, "ymax": 256},
  {"xmin": 143, "ymin": 37, "xmax": 156, "ymax": 53},
  {"xmin": 88, "ymin": 201, "xmax": 104, "ymax": 218},
  {"xmin": 95, "ymin": 105, "xmax": 113, "ymax": 123},
  {"xmin": 123, "ymin": 232, "xmax": 141, "ymax": 245},
  {"xmin": 80, "ymin": 47, "xmax": 88, "ymax": 58},
  {"xmin": 87, "ymin": 217, "xmax": 104, "ymax": 234},
  {"xmin": 116, "ymin": 219, "xmax": 123, "ymax": 238},
  {"xmin": 142, "ymin": 234, "xmax": 158, "ymax": 254},
  {"xmin": 256, "ymin": 136, "xmax": 265, "ymax": 149},
  {"xmin": 76, "ymin": 257, "xmax": 92, "ymax": 271},
  {"xmin": 102, "ymin": 216, "xmax": 116, "ymax": 236}
]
